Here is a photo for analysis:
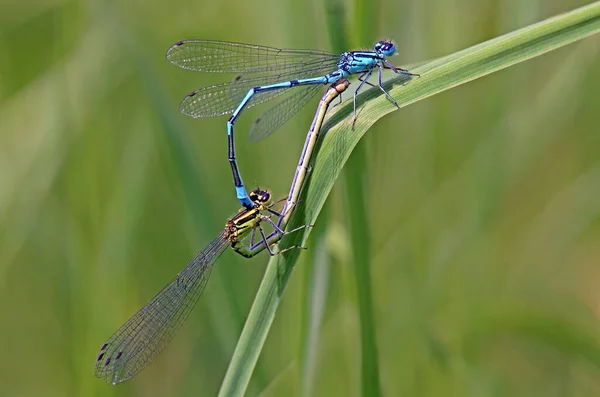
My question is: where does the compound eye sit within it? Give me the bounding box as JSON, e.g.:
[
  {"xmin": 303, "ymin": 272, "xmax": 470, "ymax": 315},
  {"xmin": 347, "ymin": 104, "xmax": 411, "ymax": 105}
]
[
  {"xmin": 260, "ymin": 191, "xmax": 271, "ymax": 203},
  {"xmin": 250, "ymin": 189, "xmax": 270, "ymax": 203},
  {"xmin": 385, "ymin": 42, "xmax": 397, "ymax": 56},
  {"xmin": 249, "ymin": 189, "xmax": 260, "ymax": 202},
  {"xmin": 375, "ymin": 40, "xmax": 396, "ymax": 56}
]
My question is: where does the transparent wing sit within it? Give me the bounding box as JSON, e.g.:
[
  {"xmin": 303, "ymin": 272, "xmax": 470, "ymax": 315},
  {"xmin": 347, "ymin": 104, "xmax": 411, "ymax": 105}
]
[
  {"xmin": 249, "ymin": 85, "xmax": 321, "ymax": 142},
  {"xmin": 94, "ymin": 232, "xmax": 229, "ymax": 385},
  {"xmin": 179, "ymin": 62, "xmax": 339, "ymax": 118},
  {"xmin": 166, "ymin": 40, "xmax": 338, "ymax": 74}
]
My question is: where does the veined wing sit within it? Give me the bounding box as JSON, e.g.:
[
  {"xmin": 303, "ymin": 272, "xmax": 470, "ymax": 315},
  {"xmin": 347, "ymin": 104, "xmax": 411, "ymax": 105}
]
[
  {"xmin": 180, "ymin": 62, "xmax": 339, "ymax": 118},
  {"xmin": 94, "ymin": 231, "xmax": 229, "ymax": 385},
  {"xmin": 249, "ymin": 85, "xmax": 321, "ymax": 142},
  {"xmin": 166, "ymin": 40, "xmax": 339, "ymax": 74}
]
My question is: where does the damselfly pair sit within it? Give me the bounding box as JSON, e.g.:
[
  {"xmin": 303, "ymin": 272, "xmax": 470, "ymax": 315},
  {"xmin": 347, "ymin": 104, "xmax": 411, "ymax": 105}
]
[
  {"xmin": 94, "ymin": 78, "xmax": 351, "ymax": 385},
  {"xmin": 165, "ymin": 39, "xmax": 418, "ymax": 209},
  {"xmin": 95, "ymin": 38, "xmax": 417, "ymax": 385}
]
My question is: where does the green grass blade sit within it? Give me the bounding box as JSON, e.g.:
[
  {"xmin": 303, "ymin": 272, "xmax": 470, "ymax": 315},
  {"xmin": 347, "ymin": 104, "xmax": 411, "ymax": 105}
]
[
  {"xmin": 345, "ymin": 0, "xmax": 384, "ymax": 395},
  {"xmin": 299, "ymin": 235, "xmax": 332, "ymax": 397},
  {"xmin": 218, "ymin": 3, "xmax": 600, "ymax": 396},
  {"xmin": 343, "ymin": 147, "xmax": 381, "ymax": 397}
]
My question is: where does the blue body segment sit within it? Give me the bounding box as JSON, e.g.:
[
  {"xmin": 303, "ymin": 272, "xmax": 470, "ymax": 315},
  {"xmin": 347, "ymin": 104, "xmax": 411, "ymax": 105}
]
[{"xmin": 166, "ymin": 40, "xmax": 417, "ymax": 208}]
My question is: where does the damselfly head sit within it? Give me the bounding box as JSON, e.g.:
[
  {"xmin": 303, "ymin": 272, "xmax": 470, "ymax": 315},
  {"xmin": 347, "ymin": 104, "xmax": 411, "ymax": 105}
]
[
  {"xmin": 249, "ymin": 188, "xmax": 272, "ymax": 206},
  {"xmin": 374, "ymin": 40, "xmax": 396, "ymax": 57}
]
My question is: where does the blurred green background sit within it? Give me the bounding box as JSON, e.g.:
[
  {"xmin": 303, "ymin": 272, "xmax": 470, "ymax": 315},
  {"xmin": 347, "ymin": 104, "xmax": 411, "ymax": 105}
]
[{"xmin": 2, "ymin": 0, "xmax": 600, "ymax": 396}]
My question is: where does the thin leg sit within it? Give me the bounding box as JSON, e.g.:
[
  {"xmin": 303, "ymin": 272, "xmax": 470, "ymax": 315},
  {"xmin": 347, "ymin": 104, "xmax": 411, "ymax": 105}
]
[
  {"xmin": 276, "ymin": 244, "xmax": 307, "ymax": 255},
  {"xmin": 383, "ymin": 59, "xmax": 420, "ymax": 77},
  {"xmin": 286, "ymin": 223, "xmax": 312, "ymax": 234},
  {"xmin": 266, "ymin": 196, "xmax": 288, "ymax": 224},
  {"xmin": 272, "ymin": 196, "xmax": 288, "ymax": 207},
  {"xmin": 266, "ymin": 208, "xmax": 284, "ymax": 218},
  {"xmin": 263, "ymin": 216, "xmax": 288, "ymax": 236},
  {"xmin": 268, "ymin": 216, "xmax": 313, "ymax": 236},
  {"xmin": 358, "ymin": 73, "xmax": 376, "ymax": 88},
  {"xmin": 281, "ymin": 199, "xmax": 297, "ymax": 217},
  {"xmin": 276, "ymin": 199, "xmax": 298, "ymax": 228},
  {"xmin": 249, "ymin": 227, "xmax": 257, "ymax": 247},
  {"xmin": 260, "ymin": 223, "xmax": 308, "ymax": 256},
  {"xmin": 258, "ymin": 226, "xmax": 276, "ymax": 256},
  {"xmin": 247, "ymin": 214, "xmax": 313, "ymax": 251},
  {"xmin": 378, "ymin": 65, "xmax": 399, "ymax": 108},
  {"xmin": 353, "ymin": 69, "xmax": 373, "ymax": 127},
  {"xmin": 331, "ymin": 93, "xmax": 344, "ymax": 109}
]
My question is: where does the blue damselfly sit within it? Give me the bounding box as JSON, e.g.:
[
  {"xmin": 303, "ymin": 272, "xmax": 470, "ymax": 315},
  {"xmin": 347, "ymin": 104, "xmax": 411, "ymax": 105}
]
[{"xmin": 166, "ymin": 40, "xmax": 417, "ymax": 209}]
